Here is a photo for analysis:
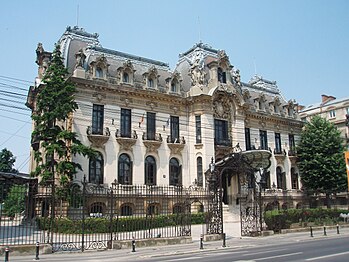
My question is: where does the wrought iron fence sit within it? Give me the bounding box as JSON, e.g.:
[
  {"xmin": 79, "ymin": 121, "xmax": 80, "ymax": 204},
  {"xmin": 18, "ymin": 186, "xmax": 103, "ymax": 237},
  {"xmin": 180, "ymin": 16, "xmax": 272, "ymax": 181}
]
[{"xmin": 0, "ymin": 178, "xmax": 209, "ymax": 252}]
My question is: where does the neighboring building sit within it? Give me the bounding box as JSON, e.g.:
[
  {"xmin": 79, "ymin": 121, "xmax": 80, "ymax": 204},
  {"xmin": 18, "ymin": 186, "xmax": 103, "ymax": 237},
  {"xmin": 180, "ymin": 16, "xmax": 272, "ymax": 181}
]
[
  {"xmin": 27, "ymin": 26, "xmax": 304, "ymax": 216},
  {"xmin": 299, "ymin": 95, "xmax": 349, "ymax": 149}
]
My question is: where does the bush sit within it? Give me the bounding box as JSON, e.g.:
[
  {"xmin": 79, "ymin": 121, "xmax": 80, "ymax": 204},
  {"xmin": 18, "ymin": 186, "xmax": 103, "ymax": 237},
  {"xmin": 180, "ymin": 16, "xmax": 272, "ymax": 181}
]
[
  {"xmin": 3, "ymin": 185, "xmax": 26, "ymax": 218},
  {"xmin": 36, "ymin": 212, "xmax": 207, "ymax": 234},
  {"xmin": 264, "ymin": 208, "xmax": 348, "ymax": 231}
]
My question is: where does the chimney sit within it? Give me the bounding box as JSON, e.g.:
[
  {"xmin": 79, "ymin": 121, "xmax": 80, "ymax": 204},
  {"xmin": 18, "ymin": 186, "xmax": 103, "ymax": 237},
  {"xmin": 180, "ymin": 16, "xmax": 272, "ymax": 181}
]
[{"xmin": 321, "ymin": 94, "xmax": 336, "ymax": 104}]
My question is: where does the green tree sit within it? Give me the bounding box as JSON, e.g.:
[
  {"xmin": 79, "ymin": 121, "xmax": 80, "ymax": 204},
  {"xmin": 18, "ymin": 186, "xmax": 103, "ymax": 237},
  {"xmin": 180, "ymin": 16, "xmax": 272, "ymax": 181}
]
[
  {"xmin": 31, "ymin": 44, "xmax": 96, "ymax": 187},
  {"xmin": 3, "ymin": 184, "xmax": 26, "ymax": 218},
  {"xmin": 297, "ymin": 115, "xmax": 347, "ymax": 208},
  {"xmin": 0, "ymin": 148, "xmax": 18, "ymax": 173}
]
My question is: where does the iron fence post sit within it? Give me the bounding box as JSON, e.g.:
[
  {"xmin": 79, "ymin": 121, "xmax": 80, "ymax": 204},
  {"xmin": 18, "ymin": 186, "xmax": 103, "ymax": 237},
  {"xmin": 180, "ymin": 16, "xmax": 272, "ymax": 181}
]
[
  {"xmin": 4, "ymin": 246, "xmax": 9, "ymax": 262},
  {"xmin": 132, "ymin": 237, "xmax": 136, "ymax": 252},
  {"xmin": 200, "ymin": 234, "xmax": 204, "ymax": 249},
  {"xmin": 35, "ymin": 241, "xmax": 39, "ymax": 260}
]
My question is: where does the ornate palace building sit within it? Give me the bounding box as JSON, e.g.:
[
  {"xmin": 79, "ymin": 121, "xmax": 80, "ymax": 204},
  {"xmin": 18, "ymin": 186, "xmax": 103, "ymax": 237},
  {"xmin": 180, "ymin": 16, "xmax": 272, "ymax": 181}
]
[{"xmin": 27, "ymin": 26, "xmax": 304, "ymax": 217}]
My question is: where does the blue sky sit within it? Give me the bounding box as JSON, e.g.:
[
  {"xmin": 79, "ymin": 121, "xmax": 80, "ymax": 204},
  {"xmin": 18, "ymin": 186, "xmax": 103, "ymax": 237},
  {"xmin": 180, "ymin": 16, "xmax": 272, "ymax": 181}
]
[{"xmin": 0, "ymin": 0, "xmax": 348, "ymax": 173}]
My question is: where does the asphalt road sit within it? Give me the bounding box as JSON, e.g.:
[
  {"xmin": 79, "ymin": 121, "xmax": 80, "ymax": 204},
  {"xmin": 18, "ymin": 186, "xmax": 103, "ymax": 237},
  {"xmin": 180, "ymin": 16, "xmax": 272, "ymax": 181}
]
[{"xmin": 145, "ymin": 236, "xmax": 349, "ymax": 262}]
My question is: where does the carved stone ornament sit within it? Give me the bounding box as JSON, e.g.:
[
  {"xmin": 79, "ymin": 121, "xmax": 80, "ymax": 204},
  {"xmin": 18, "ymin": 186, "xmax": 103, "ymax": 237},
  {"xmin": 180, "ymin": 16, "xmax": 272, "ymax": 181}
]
[
  {"xmin": 274, "ymin": 154, "xmax": 286, "ymax": 165},
  {"xmin": 116, "ymin": 137, "xmax": 137, "ymax": 151},
  {"xmin": 218, "ymin": 50, "xmax": 231, "ymax": 69},
  {"xmin": 213, "ymin": 97, "xmax": 231, "ymax": 119},
  {"xmin": 93, "ymin": 92, "xmax": 106, "ymax": 102},
  {"xmin": 190, "ymin": 59, "xmax": 206, "ymax": 86},
  {"xmin": 143, "ymin": 140, "xmax": 162, "ymax": 154},
  {"xmin": 86, "ymin": 126, "xmax": 110, "ymax": 148},
  {"xmin": 147, "ymin": 101, "xmax": 157, "ymax": 110},
  {"xmin": 259, "ymin": 121, "xmax": 266, "ymax": 129},
  {"xmin": 167, "ymin": 143, "xmax": 185, "ymax": 155}
]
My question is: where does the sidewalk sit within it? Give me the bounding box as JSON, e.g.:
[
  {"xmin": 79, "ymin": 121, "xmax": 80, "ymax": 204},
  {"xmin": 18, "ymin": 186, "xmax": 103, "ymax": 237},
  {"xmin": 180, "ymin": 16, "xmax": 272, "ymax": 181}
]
[{"xmin": 9, "ymin": 222, "xmax": 349, "ymax": 261}]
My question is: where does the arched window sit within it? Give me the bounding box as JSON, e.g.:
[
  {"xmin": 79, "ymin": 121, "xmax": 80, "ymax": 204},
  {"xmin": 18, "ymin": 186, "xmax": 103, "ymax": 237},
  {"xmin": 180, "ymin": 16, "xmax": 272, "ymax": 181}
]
[
  {"xmin": 147, "ymin": 78, "xmax": 154, "ymax": 88},
  {"xmin": 90, "ymin": 202, "xmax": 104, "ymax": 217},
  {"xmin": 276, "ymin": 166, "xmax": 286, "ymax": 190},
  {"xmin": 120, "ymin": 204, "xmax": 133, "ymax": 216},
  {"xmin": 89, "ymin": 153, "xmax": 104, "ymax": 185},
  {"xmin": 197, "ymin": 157, "xmax": 203, "ymax": 187},
  {"xmin": 147, "ymin": 203, "xmax": 159, "ymax": 215},
  {"xmin": 145, "ymin": 156, "xmax": 156, "ymax": 185},
  {"xmin": 171, "ymin": 80, "xmax": 178, "ymax": 92},
  {"xmin": 96, "ymin": 67, "xmax": 103, "ymax": 78},
  {"xmin": 123, "ymin": 72, "xmax": 129, "ymax": 83},
  {"xmin": 169, "ymin": 158, "xmax": 181, "ymax": 186},
  {"xmin": 291, "ymin": 167, "xmax": 299, "ymax": 189},
  {"xmin": 118, "ymin": 153, "xmax": 132, "ymax": 185},
  {"xmin": 173, "ymin": 204, "xmax": 183, "ymax": 214},
  {"xmin": 218, "ymin": 68, "xmax": 226, "ymax": 83}
]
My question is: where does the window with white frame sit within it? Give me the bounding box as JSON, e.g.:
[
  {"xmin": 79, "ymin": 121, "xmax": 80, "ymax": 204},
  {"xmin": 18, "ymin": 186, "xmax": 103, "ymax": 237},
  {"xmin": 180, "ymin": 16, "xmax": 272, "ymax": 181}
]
[{"xmin": 329, "ymin": 109, "xmax": 336, "ymax": 118}]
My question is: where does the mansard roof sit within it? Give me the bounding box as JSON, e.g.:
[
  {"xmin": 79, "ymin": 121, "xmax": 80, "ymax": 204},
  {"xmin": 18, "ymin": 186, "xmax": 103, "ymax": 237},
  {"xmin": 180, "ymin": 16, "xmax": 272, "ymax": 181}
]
[
  {"xmin": 53, "ymin": 26, "xmax": 296, "ymax": 108},
  {"xmin": 242, "ymin": 75, "xmax": 287, "ymax": 103}
]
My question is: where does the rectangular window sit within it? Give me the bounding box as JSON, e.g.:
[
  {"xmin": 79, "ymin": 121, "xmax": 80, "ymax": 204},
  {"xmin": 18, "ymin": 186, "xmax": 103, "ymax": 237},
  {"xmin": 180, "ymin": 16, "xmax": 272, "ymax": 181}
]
[
  {"xmin": 195, "ymin": 115, "xmax": 202, "ymax": 144},
  {"xmin": 92, "ymin": 104, "xmax": 104, "ymax": 135},
  {"xmin": 329, "ymin": 109, "xmax": 336, "ymax": 118},
  {"xmin": 214, "ymin": 119, "xmax": 230, "ymax": 146},
  {"xmin": 245, "ymin": 128, "xmax": 251, "ymax": 150},
  {"xmin": 289, "ymin": 134, "xmax": 295, "ymax": 152},
  {"xmin": 120, "ymin": 108, "xmax": 131, "ymax": 137},
  {"xmin": 259, "ymin": 130, "xmax": 268, "ymax": 150},
  {"xmin": 170, "ymin": 116, "xmax": 179, "ymax": 143},
  {"xmin": 274, "ymin": 133, "xmax": 282, "ymax": 154},
  {"xmin": 197, "ymin": 157, "xmax": 203, "ymax": 187},
  {"xmin": 346, "ymin": 107, "xmax": 349, "ymax": 115},
  {"xmin": 288, "ymin": 134, "xmax": 296, "ymax": 156},
  {"xmin": 146, "ymin": 112, "xmax": 156, "ymax": 140}
]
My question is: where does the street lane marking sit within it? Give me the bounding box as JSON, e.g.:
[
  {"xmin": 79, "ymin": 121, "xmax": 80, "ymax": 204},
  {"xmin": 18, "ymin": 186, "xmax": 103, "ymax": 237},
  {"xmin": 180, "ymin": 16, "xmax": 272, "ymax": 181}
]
[
  {"xmin": 163, "ymin": 257, "xmax": 204, "ymax": 261},
  {"xmin": 305, "ymin": 251, "xmax": 349, "ymax": 261},
  {"xmin": 241, "ymin": 248, "xmax": 288, "ymax": 256},
  {"xmin": 254, "ymin": 252, "xmax": 303, "ymax": 260}
]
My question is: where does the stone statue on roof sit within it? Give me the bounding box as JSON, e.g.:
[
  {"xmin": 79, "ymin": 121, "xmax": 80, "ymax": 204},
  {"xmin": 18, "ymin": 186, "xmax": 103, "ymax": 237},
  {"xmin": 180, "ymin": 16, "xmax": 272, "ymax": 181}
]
[
  {"xmin": 75, "ymin": 49, "xmax": 86, "ymax": 68},
  {"xmin": 190, "ymin": 59, "xmax": 206, "ymax": 86}
]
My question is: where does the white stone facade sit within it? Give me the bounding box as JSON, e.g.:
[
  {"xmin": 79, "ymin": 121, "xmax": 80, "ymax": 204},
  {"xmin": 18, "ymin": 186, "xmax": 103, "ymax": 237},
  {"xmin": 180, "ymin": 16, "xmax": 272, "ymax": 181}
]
[{"xmin": 28, "ymin": 26, "xmax": 305, "ymax": 209}]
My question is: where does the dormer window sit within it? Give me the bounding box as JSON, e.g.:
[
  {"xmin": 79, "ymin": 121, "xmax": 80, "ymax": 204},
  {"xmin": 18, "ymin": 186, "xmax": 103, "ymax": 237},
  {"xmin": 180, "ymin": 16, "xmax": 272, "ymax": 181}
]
[
  {"xmin": 274, "ymin": 104, "xmax": 279, "ymax": 114},
  {"xmin": 90, "ymin": 55, "xmax": 109, "ymax": 80},
  {"xmin": 218, "ymin": 68, "xmax": 226, "ymax": 83},
  {"xmin": 123, "ymin": 72, "xmax": 129, "ymax": 83},
  {"xmin": 171, "ymin": 80, "xmax": 178, "ymax": 93},
  {"xmin": 96, "ymin": 67, "xmax": 103, "ymax": 78},
  {"xmin": 147, "ymin": 78, "xmax": 154, "ymax": 88},
  {"xmin": 288, "ymin": 107, "xmax": 294, "ymax": 117}
]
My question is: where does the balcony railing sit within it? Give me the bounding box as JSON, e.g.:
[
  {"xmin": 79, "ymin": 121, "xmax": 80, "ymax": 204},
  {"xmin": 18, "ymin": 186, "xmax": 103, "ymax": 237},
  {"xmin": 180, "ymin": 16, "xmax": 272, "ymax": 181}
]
[
  {"xmin": 115, "ymin": 129, "xmax": 138, "ymax": 151},
  {"xmin": 274, "ymin": 148, "xmax": 286, "ymax": 155},
  {"xmin": 214, "ymin": 138, "xmax": 232, "ymax": 147},
  {"xmin": 167, "ymin": 136, "xmax": 186, "ymax": 144},
  {"xmin": 142, "ymin": 132, "xmax": 163, "ymax": 142},
  {"xmin": 288, "ymin": 149, "xmax": 297, "ymax": 156},
  {"xmin": 86, "ymin": 126, "xmax": 110, "ymax": 147},
  {"xmin": 142, "ymin": 132, "xmax": 163, "ymax": 153}
]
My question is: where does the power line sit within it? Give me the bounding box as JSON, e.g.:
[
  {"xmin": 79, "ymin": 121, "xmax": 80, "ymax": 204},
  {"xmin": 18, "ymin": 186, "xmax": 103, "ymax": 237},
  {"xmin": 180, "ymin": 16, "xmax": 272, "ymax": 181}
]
[{"xmin": 0, "ymin": 75, "xmax": 32, "ymax": 84}]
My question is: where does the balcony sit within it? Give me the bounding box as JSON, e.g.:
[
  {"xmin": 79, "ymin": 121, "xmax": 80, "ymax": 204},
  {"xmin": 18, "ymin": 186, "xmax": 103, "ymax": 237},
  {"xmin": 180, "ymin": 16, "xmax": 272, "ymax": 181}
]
[
  {"xmin": 115, "ymin": 129, "xmax": 138, "ymax": 151},
  {"xmin": 288, "ymin": 149, "xmax": 297, "ymax": 157},
  {"xmin": 142, "ymin": 132, "xmax": 163, "ymax": 153},
  {"xmin": 167, "ymin": 135, "xmax": 185, "ymax": 154},
  {"xmin": 86, "ymin": 126, "xmax": 110, "ymax": 147},
  {"xmin": 214, "ymin": 138, "xmax": 233, "ymax": 156},
  {"xmin": 273, "ymin": 148, "xmax": 286, "ymax": 164}
]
